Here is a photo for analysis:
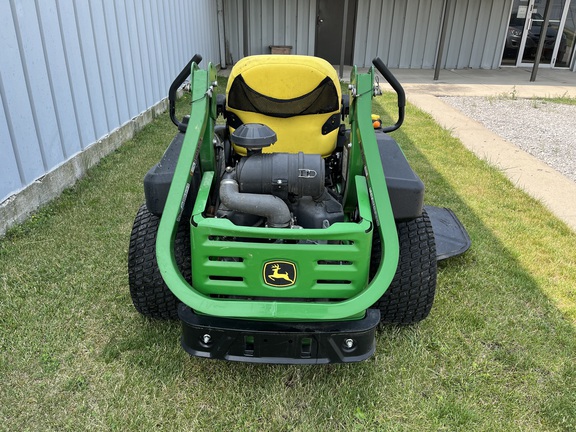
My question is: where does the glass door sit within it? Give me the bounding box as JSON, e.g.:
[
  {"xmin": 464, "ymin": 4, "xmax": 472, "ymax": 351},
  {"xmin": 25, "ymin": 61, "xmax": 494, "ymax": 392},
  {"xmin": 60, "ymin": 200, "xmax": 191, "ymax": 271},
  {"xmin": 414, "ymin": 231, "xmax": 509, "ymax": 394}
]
[
  {"xmin": 502, "ymin": 0, "xmax": 574, "ymax": 67},
  {"xmin": 519, "ymin": 0, "xmax": 567, "ymax": 66}
]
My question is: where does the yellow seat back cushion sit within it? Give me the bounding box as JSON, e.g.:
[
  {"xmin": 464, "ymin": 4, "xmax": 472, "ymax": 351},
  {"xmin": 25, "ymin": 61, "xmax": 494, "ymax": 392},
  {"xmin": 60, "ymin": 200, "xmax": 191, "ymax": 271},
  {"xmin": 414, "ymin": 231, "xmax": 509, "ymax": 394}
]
[{"xmin": 226, "ymin": 55, "xmax": 341, "ymax": 157}]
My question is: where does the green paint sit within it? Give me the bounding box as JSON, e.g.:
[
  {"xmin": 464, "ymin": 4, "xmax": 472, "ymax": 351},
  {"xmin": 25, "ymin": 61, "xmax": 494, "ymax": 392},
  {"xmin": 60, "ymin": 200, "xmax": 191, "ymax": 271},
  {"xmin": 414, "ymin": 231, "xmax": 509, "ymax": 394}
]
[{"xmin": 156, "ymin": 63, "xmax": 399, "ymax": 321}]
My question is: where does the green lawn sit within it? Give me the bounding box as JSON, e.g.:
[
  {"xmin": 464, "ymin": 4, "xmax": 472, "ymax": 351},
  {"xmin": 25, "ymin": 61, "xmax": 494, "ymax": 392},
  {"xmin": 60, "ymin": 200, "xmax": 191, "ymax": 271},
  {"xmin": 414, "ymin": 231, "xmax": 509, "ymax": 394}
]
[{"xmin": 1, "ymin": 92, "xmax": 575, "ymax": 431}]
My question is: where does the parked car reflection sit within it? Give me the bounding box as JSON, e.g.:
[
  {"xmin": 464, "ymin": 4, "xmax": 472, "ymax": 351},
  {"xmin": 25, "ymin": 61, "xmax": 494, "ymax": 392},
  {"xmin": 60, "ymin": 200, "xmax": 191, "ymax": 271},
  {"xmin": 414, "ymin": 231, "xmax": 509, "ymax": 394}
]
[{"xmin": 504, "ymin": 13, "xmax": 567, "ymax": 62}]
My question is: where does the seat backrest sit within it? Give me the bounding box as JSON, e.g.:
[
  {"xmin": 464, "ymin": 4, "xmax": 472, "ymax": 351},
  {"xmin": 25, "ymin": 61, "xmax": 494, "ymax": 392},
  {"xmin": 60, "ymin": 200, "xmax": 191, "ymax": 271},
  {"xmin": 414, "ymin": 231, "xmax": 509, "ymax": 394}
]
[{"xmin": 226, "ymin": 55, "xmax": 342, "ymax": 157}]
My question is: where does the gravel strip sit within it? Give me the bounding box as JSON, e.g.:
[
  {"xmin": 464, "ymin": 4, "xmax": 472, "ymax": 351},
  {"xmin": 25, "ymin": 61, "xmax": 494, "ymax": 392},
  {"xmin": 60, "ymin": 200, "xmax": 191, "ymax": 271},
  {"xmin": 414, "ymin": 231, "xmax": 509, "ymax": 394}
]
[{"xmin": 441, "ymin": 97, "xmax": 576, "ymax": 182}]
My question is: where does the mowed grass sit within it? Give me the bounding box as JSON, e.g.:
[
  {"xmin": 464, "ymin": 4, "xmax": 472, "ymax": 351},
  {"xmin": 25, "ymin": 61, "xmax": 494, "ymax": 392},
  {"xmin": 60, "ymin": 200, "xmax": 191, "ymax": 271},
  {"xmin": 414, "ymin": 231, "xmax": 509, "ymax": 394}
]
[{"xmin": 1, "ymin": 91, "xmax": 576, "ymax": 431}]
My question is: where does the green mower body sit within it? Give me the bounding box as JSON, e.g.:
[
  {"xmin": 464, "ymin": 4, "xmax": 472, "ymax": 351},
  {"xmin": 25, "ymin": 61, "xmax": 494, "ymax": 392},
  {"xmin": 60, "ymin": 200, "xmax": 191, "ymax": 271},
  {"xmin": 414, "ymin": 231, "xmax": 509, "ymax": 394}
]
[{"xmin": 128, "ymin": 54, "xmax": 470, "ymax": 364}]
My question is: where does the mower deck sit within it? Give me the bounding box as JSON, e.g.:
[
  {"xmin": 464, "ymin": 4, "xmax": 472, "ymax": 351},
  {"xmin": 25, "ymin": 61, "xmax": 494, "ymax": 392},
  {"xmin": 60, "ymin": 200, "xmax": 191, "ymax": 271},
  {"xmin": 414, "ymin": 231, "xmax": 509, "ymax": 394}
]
[{"xmin": 425, "ymin": 205, "xmax": 471, "ymax": 261}]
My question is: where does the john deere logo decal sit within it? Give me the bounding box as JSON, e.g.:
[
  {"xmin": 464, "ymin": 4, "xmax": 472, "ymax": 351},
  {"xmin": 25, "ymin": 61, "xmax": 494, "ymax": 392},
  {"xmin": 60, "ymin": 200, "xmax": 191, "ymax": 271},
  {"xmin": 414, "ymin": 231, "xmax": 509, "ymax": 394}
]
[{"xmin": 263, "ymin": 261, "xmax": 296, "ymax": 287}]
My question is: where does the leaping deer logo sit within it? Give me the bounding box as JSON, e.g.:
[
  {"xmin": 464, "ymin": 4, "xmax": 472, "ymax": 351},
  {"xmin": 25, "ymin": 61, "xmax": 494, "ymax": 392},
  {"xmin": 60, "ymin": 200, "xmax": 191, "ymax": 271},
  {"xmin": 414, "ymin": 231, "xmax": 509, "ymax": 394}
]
[{"xmin": 264, "ymin": 261, "xmax": 296, "ymax": 287}]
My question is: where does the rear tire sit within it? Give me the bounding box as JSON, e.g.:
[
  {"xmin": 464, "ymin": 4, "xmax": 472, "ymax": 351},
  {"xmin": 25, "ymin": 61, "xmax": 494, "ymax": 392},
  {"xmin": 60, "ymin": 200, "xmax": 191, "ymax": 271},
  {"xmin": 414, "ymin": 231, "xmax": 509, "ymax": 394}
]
[
  {"xmin": 127, "ymin": 204, "xmax": 191, "ymax": 320},
  {"xmin": 370, "ymin": 209, "xmax": 437, "ymax": 324}
]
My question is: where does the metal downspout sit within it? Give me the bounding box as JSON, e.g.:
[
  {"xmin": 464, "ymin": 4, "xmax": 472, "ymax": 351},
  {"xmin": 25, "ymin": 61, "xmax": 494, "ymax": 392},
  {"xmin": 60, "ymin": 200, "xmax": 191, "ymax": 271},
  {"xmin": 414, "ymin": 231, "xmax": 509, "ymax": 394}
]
[
  {"xmin": 531, "ymin": 0, "xmax": 552, "ymax": 81},
  {"xmin": 434, "ymin": 0, "xmax": 451, "ymax": 81}
]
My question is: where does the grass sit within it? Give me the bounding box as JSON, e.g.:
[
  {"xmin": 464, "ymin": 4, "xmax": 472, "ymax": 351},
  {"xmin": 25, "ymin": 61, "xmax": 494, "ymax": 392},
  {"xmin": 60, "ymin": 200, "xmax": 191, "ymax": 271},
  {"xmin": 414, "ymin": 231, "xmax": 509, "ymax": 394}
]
[
  {"xmin": 490, "ymin": 87, "xmax": 576, "ymax": 105},
  {"xmin": 533, "ymin": 93, "xmax": 576, "ymax": 105},
  {"xmin": 1, "ymin": 90, "xmax": 576, "ymax": 431}
]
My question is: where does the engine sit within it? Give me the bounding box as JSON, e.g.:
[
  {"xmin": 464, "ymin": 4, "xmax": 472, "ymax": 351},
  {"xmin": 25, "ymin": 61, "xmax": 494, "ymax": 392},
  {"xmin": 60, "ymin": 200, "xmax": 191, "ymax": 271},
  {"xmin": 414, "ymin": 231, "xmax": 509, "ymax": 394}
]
[{"xmin": 216, "ymin": 124, "xmax": 344, "ymax": 229}]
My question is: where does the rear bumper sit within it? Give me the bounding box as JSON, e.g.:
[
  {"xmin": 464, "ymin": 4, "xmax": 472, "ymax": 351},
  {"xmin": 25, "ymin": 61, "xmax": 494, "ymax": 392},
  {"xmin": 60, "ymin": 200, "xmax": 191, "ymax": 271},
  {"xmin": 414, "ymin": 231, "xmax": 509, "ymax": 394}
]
[{"xmin": 179, "ymin": 305, "xmax": 380, "ymax": 364}]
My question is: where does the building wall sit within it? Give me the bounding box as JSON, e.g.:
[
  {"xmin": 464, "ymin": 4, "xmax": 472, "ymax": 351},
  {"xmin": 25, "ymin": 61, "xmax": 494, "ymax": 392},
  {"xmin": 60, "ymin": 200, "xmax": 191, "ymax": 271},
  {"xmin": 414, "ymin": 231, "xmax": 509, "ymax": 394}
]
[
  {"xmin": 0, "ymin": 0, "xmax": 219, "ymax": 208},
  {"xmin": 223, "ymin": 0, "xmax": 317, "ymax": 63},
  {"xmin": 222, "ymin": 0, "xmax": 576, "ymax": 71},
  {"xmin": 354, "ymin": 0, "xmax": 513, "ymax": 69}
]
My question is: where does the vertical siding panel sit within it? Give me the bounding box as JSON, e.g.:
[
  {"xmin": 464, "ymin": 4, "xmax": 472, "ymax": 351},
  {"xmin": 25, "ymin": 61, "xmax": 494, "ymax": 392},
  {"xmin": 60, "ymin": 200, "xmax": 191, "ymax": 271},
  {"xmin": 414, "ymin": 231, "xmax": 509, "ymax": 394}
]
[
  {"xmin": 224, "ymin": 0, "xmax": 236, "ymax": 60},
  {"xmin": 134, "ymin": 1, "xmax": 153, "ymax": 108},
  {"xmin": 400, "ymin": 0, "xmax": 419, "ymax": 68},
  {"xmin": 443, "ymin": 0, "xmax": 459, "ymax": 68},
  {"xmin": 389, "ymin": 1, "xmax": 407, "ymax": 67},
  {"xmin": 470, "ymin": 0, "xmax": 492, "ymax": 68},
  {"xmin": 174, "ymin": 0, "xmax": 183, "ymax": 66},
  {"xmin": 239, "ymin": 0, "xmax": 245, "ymax": 60},
  {"xmin": 366, "ymin": 0, "xmax": 384, "ymax": 66},
  {"xmin": 36, "ymin": 0, "xmax": 81, "ymax": 159},
  {"xmin": 102, "ymin": 0, "xmax": 130, "ymax": 124},
  {"xmin": 191, "ymin": 1, "xmax": 203, "ymax": 60},
  {"xmin": 56, "ymin": 0, "xmax": 96, "ymax": 148},
  {"xmin": 74, "ymin": 1, "xmax": 110, "ymax": 137},
  {"xmin": 168, "ymin": 0, "xmax": 179, "ymax": 69},
  {"xmin": 193, "ymin": 0, "xmax": 201, "ymax": 58},
  {"xmin": 124, "ymin": 0, "xmax": 147, "ymax": 113},
  {"xmin": 186, "ymin": 0, "xmax": 198, "ymax": 60},
  {"xmin": 1, "ymin": 1, "xmax": 46, "ymax": 183},
  {"xmin": 286, "ymin": 0, "xmax": 296, "ymax": 49},
  {"xmin": 178, "ymin": 0, "xmax": 188, "ymax": 64},
  {"xmin": 261, "ymin": 0, "xmax": 274, "ymax": 53},
  {"xmin": 166, "ymin": 0, "xmax": 178, "ymax": 73},
  {"xmin": 223, "ymin": 0, "xmax": 234, "ymax": 61},
  {"xmin": 229, "ymin": 0, "xmax": 243, "ymax": 62},
  {"xmin": 113, "ymin": 0, "xmax": 139, "ymax": 119},
  {"xmin": 272, "ymin": 0, "xmax": 283, "ymax": 46},
  {"xmin": 142, "ymin": 0, "xmax": 160, "ymax": 103},
  {"xmin": 423, "ymin": 3, "xmax": 443, "ymax": 68},
  {"xmin": 246, "ymin": 0, "xmax": 254, "ymax": 56},
  {"xmin": 187, "ymin": 0, "xmax": 197, "ymax": 60},
  {"xmin": 411, "ymin": 0, "xmax": 431, "ymax": 68},
  {"xmin": 156, "ymin": 0, "xmax": 173, "ymax": 91},
  {"xmin": 90, "ymin": 0, "xmax": 121, "ymax": 130},
  {"xmin": 352, "ymin": 0, "xmax": 369, "ymax": 66},
  {"xmin": 457, "ymin": 0, "xmax": 479, "ymax": 68},
  {"xmin": 0, "ymin": 89, "xmax": 23, "ymax": 201},
  {"xmin": 295, "ymin": 0, "xmax": 306, "ymax": 54},
  {"xmin": 181, "ymin": 0, "xmax": 189, "ymax": 61},
  {"xmin": 487, "ymin": 0, "xmax": 513, "ymax": 68},
  {"xmin": 378, "ymin": 0, "xmax": 395, "ymax": 66},
  {"xmin": 12, "ymin": 1, "xmax": 63, "ymax": 171},
  {"xmin": 149, "ymin": 1, "xmax": 166, "ymax": 96},
  {"xmin": 295, "ymin": 0, "xmax": 307, "ymax": 54}
]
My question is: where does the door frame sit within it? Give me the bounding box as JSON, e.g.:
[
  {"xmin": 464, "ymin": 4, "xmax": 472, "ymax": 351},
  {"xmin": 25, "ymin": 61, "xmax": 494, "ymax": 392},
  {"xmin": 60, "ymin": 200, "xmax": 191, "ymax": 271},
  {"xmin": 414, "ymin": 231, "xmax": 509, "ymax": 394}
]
[{"xmin": 514, "ymin": 0, "xmax": 572, "ymax": 68}]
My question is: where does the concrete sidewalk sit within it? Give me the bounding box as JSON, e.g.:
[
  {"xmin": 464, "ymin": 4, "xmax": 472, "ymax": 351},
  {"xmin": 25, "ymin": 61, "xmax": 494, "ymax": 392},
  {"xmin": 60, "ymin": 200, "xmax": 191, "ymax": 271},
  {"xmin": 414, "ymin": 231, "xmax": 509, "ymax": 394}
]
[
  {"xmin": 388, "ymin": 66, "xmax": 576, "ymax": 97},
  {"xmin": 380, "ymin": 67, "xmax": 576, "ymax": 232}
]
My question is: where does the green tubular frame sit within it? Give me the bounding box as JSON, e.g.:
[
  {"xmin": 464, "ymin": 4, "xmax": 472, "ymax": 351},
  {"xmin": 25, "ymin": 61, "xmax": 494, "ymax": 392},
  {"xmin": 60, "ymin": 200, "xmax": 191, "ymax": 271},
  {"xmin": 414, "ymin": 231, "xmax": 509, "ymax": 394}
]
[{"xmin": 156, "ymin": 62, "xmax": 399, "ymax": 321}]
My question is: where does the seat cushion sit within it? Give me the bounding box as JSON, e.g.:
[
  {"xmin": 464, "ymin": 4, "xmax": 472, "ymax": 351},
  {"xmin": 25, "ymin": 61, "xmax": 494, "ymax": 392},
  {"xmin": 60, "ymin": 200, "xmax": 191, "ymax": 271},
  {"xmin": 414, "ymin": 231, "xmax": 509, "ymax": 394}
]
[{"xmin": 226, "ymin": 55, "xmax": 342, "ymax": 156}]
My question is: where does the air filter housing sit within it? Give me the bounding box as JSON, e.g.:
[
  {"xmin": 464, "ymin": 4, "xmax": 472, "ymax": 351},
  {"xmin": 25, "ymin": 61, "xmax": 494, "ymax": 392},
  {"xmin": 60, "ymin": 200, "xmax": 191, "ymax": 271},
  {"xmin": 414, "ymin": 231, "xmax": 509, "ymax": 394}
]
[{"xmin": 231, "ymin": 123, "xmax": 277, "ymax": 153}]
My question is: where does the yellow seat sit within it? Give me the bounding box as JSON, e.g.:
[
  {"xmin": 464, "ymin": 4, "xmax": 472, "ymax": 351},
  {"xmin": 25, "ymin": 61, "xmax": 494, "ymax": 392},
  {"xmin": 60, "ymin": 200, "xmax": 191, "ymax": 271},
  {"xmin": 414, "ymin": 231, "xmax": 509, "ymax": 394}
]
[{"xmin": 226, "ymin": 55, "xmax": 342, "ymax": 157}]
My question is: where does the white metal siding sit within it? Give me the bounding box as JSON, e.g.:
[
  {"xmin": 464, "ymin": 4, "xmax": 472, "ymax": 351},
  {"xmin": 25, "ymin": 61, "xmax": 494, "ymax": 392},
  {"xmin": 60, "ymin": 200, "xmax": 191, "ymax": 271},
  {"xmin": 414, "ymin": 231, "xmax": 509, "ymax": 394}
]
[
  {"xmin": 222, "ymin": 0, "xmax": 317, "ymax": 63},
  {"xmin": 0, "ymin": 0, "xmax": 219, "ymax": 203},
  {"xmin": 355, "ymin": 0, "xmax": 445, "ymax": 68},
  {"xmin": 354, "ymin": 0, "xmax": 512, "ymax": 69},
  {"xmin": 220, "ymin": 0, "xmax": 576, "ymax": 71},
  {"xmin": 444, "ymin": 0, "xmax": 512, "ymax": 69}
]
